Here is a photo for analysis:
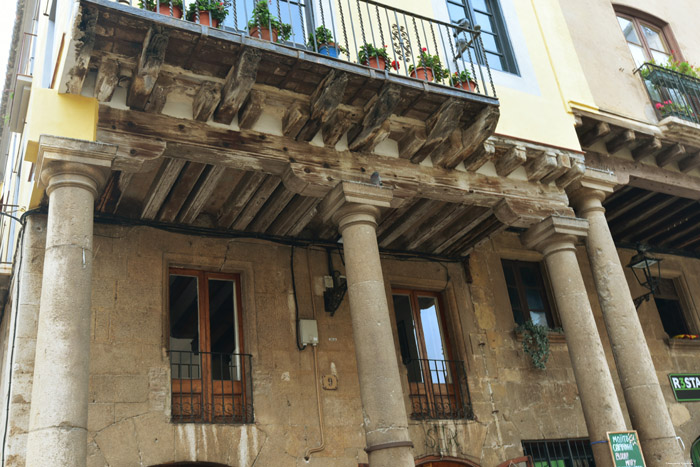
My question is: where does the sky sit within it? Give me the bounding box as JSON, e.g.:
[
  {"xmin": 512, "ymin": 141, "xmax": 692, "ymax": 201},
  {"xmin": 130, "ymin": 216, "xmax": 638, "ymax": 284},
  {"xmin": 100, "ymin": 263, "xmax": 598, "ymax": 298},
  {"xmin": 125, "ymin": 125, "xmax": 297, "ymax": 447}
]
[{"xmin": 0, "ymin": 0, "xmax": 19, "ymax": 96}]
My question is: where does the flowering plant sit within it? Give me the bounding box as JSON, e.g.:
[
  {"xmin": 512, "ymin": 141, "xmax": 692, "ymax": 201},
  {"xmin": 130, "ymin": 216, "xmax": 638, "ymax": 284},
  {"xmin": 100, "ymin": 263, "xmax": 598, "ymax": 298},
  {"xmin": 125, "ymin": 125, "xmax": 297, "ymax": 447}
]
[
  {"xmin": 138, "ymin": 0, "xmax": 183, "ymax": 10},
  {"xmin": 641, "ymin": 54, "xmax": 700, "ymax": 80},
  {"xmin": 307, "ymin": 26, "xmax": 348, "ymax": 55},
  {"xmin": 247, "ymin": 1, "xmax": 292, "ymax": 41},
  {"xmin": 408, "ymin": 48, "xmax": 447, "ymax": 81},
  {"xmin": 186, "ymin": 0, "xmax": 229, "ymax": 22},
  {"xmin": 655, "ymin": 99, "xmax": 695, "ymax": 117},
  {"xmin": 448, "ymin": 69, "xmax": 473, "ymax": 86},
  {"xmin": 357, "ymin": 44, "xmax": 399, "ymax": 70}
]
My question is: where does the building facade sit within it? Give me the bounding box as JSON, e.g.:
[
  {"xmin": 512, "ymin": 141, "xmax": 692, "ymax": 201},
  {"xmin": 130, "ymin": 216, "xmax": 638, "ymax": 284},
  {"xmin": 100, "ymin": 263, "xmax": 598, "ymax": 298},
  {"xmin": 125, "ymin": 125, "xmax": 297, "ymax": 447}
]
[{"xmin": 0, "ymin": 0, "xmax": 697, "ymax": 466}]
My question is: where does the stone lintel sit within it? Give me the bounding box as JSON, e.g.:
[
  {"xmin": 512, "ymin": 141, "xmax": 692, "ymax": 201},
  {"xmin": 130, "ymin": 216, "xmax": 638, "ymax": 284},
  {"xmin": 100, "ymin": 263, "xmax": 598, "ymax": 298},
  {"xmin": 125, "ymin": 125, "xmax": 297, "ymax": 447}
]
[
  {"xmin": 521, "ymin": 215, "xmax": 588, "ymax": 252},
  {"xmin": 320, "ymin": 181, "xmax": 393, "ymax": 224}
]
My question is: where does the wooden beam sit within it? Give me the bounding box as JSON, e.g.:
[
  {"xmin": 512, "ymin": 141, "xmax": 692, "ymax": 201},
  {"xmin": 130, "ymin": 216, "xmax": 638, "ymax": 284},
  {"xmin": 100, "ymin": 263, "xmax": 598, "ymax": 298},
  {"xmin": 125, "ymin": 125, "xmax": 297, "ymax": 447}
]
[
  {"xmin": 95, "ymin": 58, "xmax": 120, "ymax": 102},
  {"xmin": 216, "ymin": 172, "xmax": 266, "ymax": 228},
  {"xmin": 97, "ymin": 129, "xmax": 166, "ymax": 173},
  {"xmin": 605, "ymin": 129, "xmax": 635, "ymax": 155},
  {"xmin": 462, "ymin": 141, "xmax": 495, "ymax": 172},
  {"xmin": 158, "ymin": 161, "xmax": 206, "ymax": 223},
  {"xmin": 379, "ymin": 199, "xmax": 435, "ymax": 248},
  {"xmin": 631, "ymin": 137, "xmax": 662, "ymax": 161},
  {"xmin": 287, "ymin": 200, "xmax": 322, "ymax": 237},
  {"xmin": 267, "ymin": 195, "xmax": 320, "ymax": 236},
  {"xmin": 555, "ymin": 157, "xmax": 585, "ymax": 189},
  {"xmin": 376, "ymin": 198, "xmax": 418, "ymax": 237},
  {"xmin": 406, "ymin": 203, "xmax": 464, "ymax": 250},
  {"xmin": 347, "ymin": 83, "xmax": 402, "ymax": 152},
  {"xmin": 525, "ymin": 151, "xmax": 557, "ymax": 182},
  {"xmin": 411, "ymin": 99, "xmax": 465, "ymax": 164},
  {"xmin": 177, "ymin": 165, "xmax": 227, "ymax": 224},
  {"xmin": 655, "ymin": 142, "xmax": 686, "ymax": 168},
  {"xmin": 213, "ymin": 48, "xmax": 262, "ymax": 125},
  {"xmin": 367, "ymin": 120, "xmax": 392, "ymax": 152},
  {"xmin": 440, "ymin": 105, "xmax": 499, "ymax": 169},
  {"xmin": 540, "ymin": 152, "xmax": 572, "ymax": 185},
  {"xmin": 193, "ymin": 81, "xmax": 222, "ymax": 122},
  {"xmin": 283, "ymin": 101, "xmax": 310, "ymax": 139},
  {"xmin": 141, "ymin": 158, "xmax": 185, "ymax": 220},
  {"xmin": 297, "ymin": 70, "xmax": 349, "ymax": 142},
  {"xmin": 432, "ymin": 206, "xmax": 493, "ymax": 254},
  {"xmin": 678, "ymin": 150, "xmax": 700, "ymax": 173},
  {"xmin": 398, "ymin": 127, "xmax": 427, "ymax": 161},
  {"xmin": 579, "ymin": 122, "xmax": 610, "ymax": 147},
  {"xmin": 238, "ymin": 90, "xmax": 265, "ymax": 130},
  {"xmin": 127, "ymin": 26, "xmax": 169, "ymax": 111},
  {"xmin": 61, "ymin": 5, "xmax": 98, "ymax": 94},
  {"xmin": 248, "ymin": 185, "xmax": 296, "ymax": 232},
  {"xmin": 322, "ymin": 110, "xmax": 354, "ymax": 148},
  {"xmin": 494, "ymin": 145, "xmax": 526, "ymax": 177},
  {"xmin": 232, "ymin": 176, "xmax": 281, "ymax": 230}
]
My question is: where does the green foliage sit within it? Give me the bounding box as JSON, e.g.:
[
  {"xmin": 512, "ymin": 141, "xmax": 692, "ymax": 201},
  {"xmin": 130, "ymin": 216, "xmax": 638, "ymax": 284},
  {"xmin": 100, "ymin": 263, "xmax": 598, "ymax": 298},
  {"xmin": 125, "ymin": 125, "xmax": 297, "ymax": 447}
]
[
  {"xmin": 137, "ymin": 0, "xmax": 183, "ymax": 10},
  {"xmin": 448, "ymin": 69, "xmax": 473, "ymax": 86},
  {"xmin": 307, "ymin": 26, "xmax": 347, "ymax": 55},
  {"xmin": 641, "ymin": 56, "xmax": 700, "ymax": 80},
  {"xmin": 655, "ymin": 99, "xmax": 696, "ymax": 118},
  {"xmin": 357, "ymin": 43, "xmax": 389, "ymax": 64},
  {"xmin": 186, "ymin": 0, "xmax": 229, "ymax": 22},
  {"xmin": 515, "ymin": 321, "xmax": 559, "ymax": 370},
  {"xmin": 408, "ymin": 48, "xmax": 447, "ymax": 82},
  {"xmin": 247, "ymin": 1, "xmax": 292, "ymax": 42}
]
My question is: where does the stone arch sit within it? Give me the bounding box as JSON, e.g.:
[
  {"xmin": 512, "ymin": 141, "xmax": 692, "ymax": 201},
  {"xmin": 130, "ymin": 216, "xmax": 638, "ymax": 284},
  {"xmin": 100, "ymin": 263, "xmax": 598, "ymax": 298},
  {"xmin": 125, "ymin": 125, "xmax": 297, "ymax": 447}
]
[{"xmin": 415, "ymin": 455, "xmax": 480, "ymax": 466}]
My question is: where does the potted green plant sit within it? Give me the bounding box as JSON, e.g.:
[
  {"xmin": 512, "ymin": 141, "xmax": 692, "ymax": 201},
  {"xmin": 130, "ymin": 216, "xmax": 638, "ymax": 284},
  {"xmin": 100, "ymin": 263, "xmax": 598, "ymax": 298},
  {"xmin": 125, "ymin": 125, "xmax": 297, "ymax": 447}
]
[
  {"xmin": 449, "ymin": 69, "xmax": 476, "ymax": 91},
  {"xmin": 357, "ymin": 43, "xmax": 399, "ymax": 71},
  {"xmin": 515, "ymin": 320, "xmax": 562, "ymax": 370},
  {"xmin": 307, "ymin": 26, "xmax": 347, "ymax": 58},
  {"xmin": 408, "ymin": 48, "xmax": 447, "ymax": 82},
  {"xmin": 655, "ymin": 99, "xmax": 696, "ymax": 120},
  {"xmin": 247, "ymin": 1, "xmax": 292, "ymax": 43},
  {"xmin": 186, "ymin": 0, "xmax": 229, "ymax": 28},
  {"xmin": 138, "ymin": 0, "xmax": 184, "ymax": 18}
]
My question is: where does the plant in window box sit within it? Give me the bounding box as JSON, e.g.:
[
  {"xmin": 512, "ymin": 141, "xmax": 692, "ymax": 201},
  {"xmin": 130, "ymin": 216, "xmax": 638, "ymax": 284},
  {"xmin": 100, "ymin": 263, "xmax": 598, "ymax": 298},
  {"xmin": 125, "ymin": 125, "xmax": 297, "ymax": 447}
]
[
  {"xmin": 515, "ymin": 320, "xmax": 562, "ymax": 370},
  {"xmin": 247, "ymin": 0, "xmax": 292, "ymax": 43},
  {"xmin": 138, "ymin": 0, "xmax": 184, "ymax": 18},
  {"xmin": 186, "ymin": 0, "xmax": 229, "ymax": 28},
  {"xmin": 357, "ymin": 43, "xmax": 399, "ymax": 71},
  {"xmin": 655, "ymin": 100, "xmax": 696, "ymax": 120},
  {"xmin": 408, "ymin": 48, "xmax": 447, "ymax": 82},
  {"xmin": 448, "ymin": 69, "xmax": 476, "ymax": 91},
  {"xmin": 307, "ymin": 26, "xmax": 347, "ymax": 58}
]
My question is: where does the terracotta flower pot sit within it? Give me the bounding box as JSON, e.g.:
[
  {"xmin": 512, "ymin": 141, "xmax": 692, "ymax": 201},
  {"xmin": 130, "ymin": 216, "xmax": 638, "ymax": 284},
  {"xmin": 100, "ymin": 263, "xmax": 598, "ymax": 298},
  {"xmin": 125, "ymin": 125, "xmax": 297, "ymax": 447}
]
[
  {"xmin": 249, "ymin": 26, "xmax": 279, "ymax": 42},
  {"xmin": 196, "ymin": 11, "xmax": 219, "ymax": 28},
  {"xmin": 156, "ymin": 3, "xmax": 183, "ymax": 18},
  {"xmin": 363, "ymin": 57, "xmax": 387, "ymax": 70},
  {"xmin": 453, "ymin": 80, "xmax": 477, "ymax": 92},
  {"xmin": 410, "ymin": 66, "xmax": 434, "ymax": 82}
]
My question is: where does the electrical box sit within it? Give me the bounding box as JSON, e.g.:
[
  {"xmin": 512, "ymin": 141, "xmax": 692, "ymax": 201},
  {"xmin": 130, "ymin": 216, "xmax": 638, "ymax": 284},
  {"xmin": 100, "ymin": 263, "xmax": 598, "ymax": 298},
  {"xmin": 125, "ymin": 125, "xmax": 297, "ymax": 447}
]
[{"xmin": 299, "ymin": 319, "xmax": 319, "ymax": 346}]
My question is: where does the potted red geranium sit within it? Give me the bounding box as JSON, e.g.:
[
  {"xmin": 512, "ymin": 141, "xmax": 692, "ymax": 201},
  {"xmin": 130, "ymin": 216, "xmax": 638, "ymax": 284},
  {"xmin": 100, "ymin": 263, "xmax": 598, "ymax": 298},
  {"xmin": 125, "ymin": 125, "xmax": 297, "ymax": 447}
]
[
  {"xmin": 408, "ymin": 48, "xmax": 446, "ymax": 82},
  {"xmin": 449, "ymin": 69, "xmax": 477, "ymax": 91},
  {"xmin": 138, "ymin": 0, "xmax": 184, "ymax": 18}
]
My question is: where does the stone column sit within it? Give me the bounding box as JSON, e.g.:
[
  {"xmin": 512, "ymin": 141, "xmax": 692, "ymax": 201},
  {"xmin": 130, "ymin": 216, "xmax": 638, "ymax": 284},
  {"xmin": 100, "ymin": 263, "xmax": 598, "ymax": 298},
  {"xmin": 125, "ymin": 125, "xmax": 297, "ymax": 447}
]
[
  {"xmin": 322, "ymin": 181, "xmax": 414, "ymax": 467},
  {"xmin": 522, "ymin": 216, "xmax": 626, "ymax": 467},
  {"xmin": 569, "ymin": 171, "xmax": 684, "ymax": 466},
  {"xmin": 25, "ymin": 137, "xmax": 114, "ymax": 467}
]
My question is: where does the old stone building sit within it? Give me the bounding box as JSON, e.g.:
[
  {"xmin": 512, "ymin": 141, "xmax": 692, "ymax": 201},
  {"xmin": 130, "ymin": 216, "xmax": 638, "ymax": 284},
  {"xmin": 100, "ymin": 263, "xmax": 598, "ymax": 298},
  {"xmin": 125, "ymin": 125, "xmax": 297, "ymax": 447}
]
[{"xmin": 0, "ymin": 0, "xmax": 698, "ymax": 465}]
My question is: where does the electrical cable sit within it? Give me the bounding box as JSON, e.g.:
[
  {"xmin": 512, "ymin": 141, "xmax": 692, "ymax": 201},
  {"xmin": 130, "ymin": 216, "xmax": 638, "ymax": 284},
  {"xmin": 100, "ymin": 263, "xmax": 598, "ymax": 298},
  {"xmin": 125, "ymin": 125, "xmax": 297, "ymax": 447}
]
[
  {"xmin": 291, "ymin": 246, "xmax": 305, "ymax": 351},
  {"xmin": 303, "ymin": 345, "xmax": 325, "ymax": 461}
]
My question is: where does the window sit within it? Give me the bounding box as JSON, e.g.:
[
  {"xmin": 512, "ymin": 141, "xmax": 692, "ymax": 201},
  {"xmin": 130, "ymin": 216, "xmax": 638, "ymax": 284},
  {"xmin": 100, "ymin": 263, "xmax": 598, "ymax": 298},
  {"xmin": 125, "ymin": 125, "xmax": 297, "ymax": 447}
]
[
  {"xmin": 616, "ymin": 12, "xmax": 673, "ymax": 67},
  {"xmin": 523, "ymin": 439, "xmax": 595, "ymax": 466},
  {"xmin": 168, "ymin": 268, "xmax": 253, "ymax": 423},
  {"xmin": 392, "ymin": 289, "xmax": 471, "ymax": 419},
  {"xmin": 653, "ymin": 278, "xmax": 691, "ymax": 337},
  {"xmin": 502, "ymin": 260, "xmax": 556, "ymax": 328},
  {"xmin": 446, "ymin": 0, "xmax": 518, "ymax": 74}
]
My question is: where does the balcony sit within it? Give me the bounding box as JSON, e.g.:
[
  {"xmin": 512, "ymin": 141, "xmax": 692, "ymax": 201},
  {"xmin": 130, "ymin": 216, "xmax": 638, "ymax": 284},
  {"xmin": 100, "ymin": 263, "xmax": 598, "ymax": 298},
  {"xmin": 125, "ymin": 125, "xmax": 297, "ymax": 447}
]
[
  {"xmin": 404, "ymin": 358, "xmax": 472, "ymax": 420},
  {"xmin": 9, "ymin": 32, "xmax": 36, "ymax": 133}
]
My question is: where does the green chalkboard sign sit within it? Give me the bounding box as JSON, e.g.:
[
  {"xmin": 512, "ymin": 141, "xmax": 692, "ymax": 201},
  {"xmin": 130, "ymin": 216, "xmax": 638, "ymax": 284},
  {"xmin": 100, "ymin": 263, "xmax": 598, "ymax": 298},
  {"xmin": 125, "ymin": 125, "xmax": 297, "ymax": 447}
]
[
  {"xmin": 669, "ymin": 374, "xmax": 700, "ymax": 402},
  {"xmin": 607, "ymin": 431, "xmax": 646, "ymax": 467}
]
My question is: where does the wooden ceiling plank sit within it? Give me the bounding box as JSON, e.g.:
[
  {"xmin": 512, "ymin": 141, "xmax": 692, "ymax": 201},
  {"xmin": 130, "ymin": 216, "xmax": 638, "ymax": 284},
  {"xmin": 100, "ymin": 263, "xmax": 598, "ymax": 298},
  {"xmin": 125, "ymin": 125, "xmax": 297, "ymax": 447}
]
[
  {"xmin": 378, "ymin": 199, "xmax": 435, "ymax": 248},
  {"xmin": 655, "ymin": 211, "xmax": 700, "ymax": 247},
  {"xmin": 579, "ymin": 121, "xmax": 610, "ymax": 148},
  {"xmin": 248, "ymin": 185, "xmax": 296, "ymax": 232},
  {"xmin": 405, "ymin": 203, "xmax": 464, "ymax": 251},
  {"xmin": 267, "ymin": 195, "xmax": 320, "ymax": 236},
  {"xmin": 433, "ymin": 207, "xmax": 493, "ymax": 254},
  {"xmin": 376, "ymin": 198, "xmax": 419, "ymax": 237},
  {"xmin": 141, "ymin": 158, "xmax": 185, "ymax": 220},
  {"xmin": 605, "ymin": 190, "xmax": 657, "ymax": 223},
  {"xmin": 216, "ymin": 172, "xmax": 267, "ymax": 228},
  {"xmin": 178, "ymin": 164, "xmax": 227, "ymax": 224},
  {"xmin": 231, "ymin": 176, "xmax": 281, "ymax": 231},
  {"xmin": 618, "ymin": 199, "xmax": 696, "ymax": 243},
  {"xmin": 495, "ymin": 145, "xmax": 527, "ymax": 177},
  {"xmin": 158, "ymin": 161, "xmax": 206, "ymax": 223},
  {"xmin": 127, "ymin": 25, "xmax": 169, "ymax": 111},
  {"xmin": 347, "ymin": 83, "xmax": 402, "ymax": 152},
  {"xmin": 213, "ymin": 48, "xmax": 262, "ymax": 124},
  {"xmin": 458, "ymin": 217, "xmax": 505, "ymax": 256},
  {"xmin": 605, "ymin": 129, "xmax": 636, "ymax": 155},
  {"xmin": 287, "ymin": 202, "xmax": 323, "ymax": 237}
]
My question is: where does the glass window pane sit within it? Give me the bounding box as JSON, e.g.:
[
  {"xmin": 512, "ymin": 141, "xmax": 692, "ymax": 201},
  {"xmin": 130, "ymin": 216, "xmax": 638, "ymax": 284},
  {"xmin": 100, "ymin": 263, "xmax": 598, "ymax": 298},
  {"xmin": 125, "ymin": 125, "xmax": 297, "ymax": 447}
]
[
  {"xmin": 519, "ymin": 265, "xmax": 538, "ymax": 288},
  {"xmin": 392, "ymin": 294, "xmax": 422, "ymax": 382},
  {"xmin": 481, "ymin": 31, "xmax": 498, "ymax": 53},
  {"xmin": 650, "ymin": 49, "xmax": 671, "ymax": 64},
  {"xmin": 209, "ymin": 279, "xmax": 239, "ymax": 380},
  {"xmin": 471, "ymin": 0, "xmax": 487, "ymax": 11},
  {"xmin": 507, "ymin": 286, "xmax": 522, "ymax": 311},
  {"xmin": 526, "ymin": 289, "xmax": 545, "ymax": 310},
  {"xmin": 530, "ymin": 311, "xmax": 548, "ymax": 327},
  {"xmin": 628, "ymin": 43, "xmax": 647, "ymax": 67},
  {"xmin": 474, "ymin": 11, "xmax": 495, "ymax": 34},
  {"xmin": 418, "ymin": 297, "xmax": 447, "ymax": 362},
  {"xmin": 169, "ymin": 274, "xmax": 201, "ymax": 380},
  {"xmin": 617, "ymin": 16, "xmax": 641, "ymax": 45},
  {"xmin": 642, "ymin": 24, "xmax": 667, "ymax": 52},
  {"xmin": 447, "ymin": 1, "xmax": 466, "ymax": 22},
  {"xmin": 486, "ymin": 51, "xmax": 505, "ymax": 71}
]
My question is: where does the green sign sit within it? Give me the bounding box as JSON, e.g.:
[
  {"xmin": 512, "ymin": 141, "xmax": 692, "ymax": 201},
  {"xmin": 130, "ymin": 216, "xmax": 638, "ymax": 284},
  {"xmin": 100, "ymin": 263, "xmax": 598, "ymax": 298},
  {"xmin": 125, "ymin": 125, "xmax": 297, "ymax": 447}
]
[
  {"xmin": 607, "ymin": 431, "xmax": 645, "ymax": 467},
  {"xmin": 669, "ymin": 373, "xmax": 700, "ymax": 402}
]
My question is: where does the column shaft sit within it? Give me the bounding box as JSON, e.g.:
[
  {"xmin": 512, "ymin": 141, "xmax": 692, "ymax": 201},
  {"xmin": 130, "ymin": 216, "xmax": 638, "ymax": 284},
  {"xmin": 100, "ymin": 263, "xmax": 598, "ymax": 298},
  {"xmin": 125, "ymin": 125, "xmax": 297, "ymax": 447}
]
[{"xmin": 575, "ymin": 193, "xmax": 684, "ymax": 466}]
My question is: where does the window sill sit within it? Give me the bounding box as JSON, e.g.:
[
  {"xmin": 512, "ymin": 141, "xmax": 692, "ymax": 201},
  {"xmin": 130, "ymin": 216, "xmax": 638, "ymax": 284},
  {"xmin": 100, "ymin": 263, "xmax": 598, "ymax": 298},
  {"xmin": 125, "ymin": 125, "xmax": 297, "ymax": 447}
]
[
  {"xmin": 665, "ymin": 337, "xmax": 700, "ymax": 350},
  {"xmin": 514, "ymin": 331, "xmax": 566, "ymax": 344}
]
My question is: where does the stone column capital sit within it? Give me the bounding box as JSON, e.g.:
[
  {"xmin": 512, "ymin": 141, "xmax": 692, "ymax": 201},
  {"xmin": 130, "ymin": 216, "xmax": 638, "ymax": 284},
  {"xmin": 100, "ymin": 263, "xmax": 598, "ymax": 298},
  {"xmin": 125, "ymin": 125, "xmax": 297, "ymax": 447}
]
[
  {"xmin": 321, "ymin": 181, "xmax": 393, "ymax": 232},
  {"xmin": 567, "ymin": 168, "xmax": 617, "ymax": 215},
  {"xmin": 521, "ymin": 215, "xmax": 588, "ymax": 257},
  {"xmin": 37, "ymin": 136, "xmax": 117, "ymax": 198}
]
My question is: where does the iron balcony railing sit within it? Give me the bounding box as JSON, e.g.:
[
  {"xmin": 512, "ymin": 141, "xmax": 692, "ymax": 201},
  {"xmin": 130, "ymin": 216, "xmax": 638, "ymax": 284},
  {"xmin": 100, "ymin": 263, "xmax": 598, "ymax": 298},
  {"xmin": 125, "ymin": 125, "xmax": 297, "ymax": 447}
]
[
  {"xmin": 169, "ymin": 350, "xmax": 254, "ymax": 424},
  {"xmin": 404, "ymin": 358, "xmax": 472, "ymax": 420},
  {"xmin": 522, "ymin": 439, "xmax": 595, "ymax": 466},
  {"xmin": 16, "ymin": 32, "xmax": 36, "ymax": 78},
  {"xmin": 116, "ymin": 0, "xmax": 496, "ymax": 98},
  {"xmin": 637, "ymin": 62, "xmax": 700, "ymax": 125}
]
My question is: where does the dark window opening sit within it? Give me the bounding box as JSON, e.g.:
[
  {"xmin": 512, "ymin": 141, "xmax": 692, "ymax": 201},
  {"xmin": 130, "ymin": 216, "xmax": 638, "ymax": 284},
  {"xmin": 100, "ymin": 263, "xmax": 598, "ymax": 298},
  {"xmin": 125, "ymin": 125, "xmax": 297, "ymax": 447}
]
[
  {"xmin": 653, "ymin": 278, "xmax": 691, "ymax": 337},
  {"xmin": 502, "ymin": 260, "xmax": 557, "ymax": 328}
]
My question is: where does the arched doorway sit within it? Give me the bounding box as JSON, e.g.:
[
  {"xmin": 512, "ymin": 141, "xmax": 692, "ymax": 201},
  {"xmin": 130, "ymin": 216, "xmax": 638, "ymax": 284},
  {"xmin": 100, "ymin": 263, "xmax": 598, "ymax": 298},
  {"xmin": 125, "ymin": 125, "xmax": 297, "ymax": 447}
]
[
  {"xmin": 692, "ymin": 436, "xmax": 700, "ymax": 467},
  {"xmin": 415, "ymin": 456, "xmax": 480, "ymax": 466}
]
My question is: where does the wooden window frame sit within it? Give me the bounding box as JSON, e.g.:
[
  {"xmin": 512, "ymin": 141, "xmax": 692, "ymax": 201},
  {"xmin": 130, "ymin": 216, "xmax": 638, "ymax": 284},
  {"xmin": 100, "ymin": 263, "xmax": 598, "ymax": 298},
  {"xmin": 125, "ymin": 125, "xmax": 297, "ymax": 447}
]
[
  {"xmin": 614, "ymin": 6, "xmax": 682, "ymax": 63},
  {"xmin": 501, "ymin": 259, "xmax": 558, "ymax": 329},
  {"xmin": 168, "ymin": 268, "xmax": 249, "ymax": 424}
]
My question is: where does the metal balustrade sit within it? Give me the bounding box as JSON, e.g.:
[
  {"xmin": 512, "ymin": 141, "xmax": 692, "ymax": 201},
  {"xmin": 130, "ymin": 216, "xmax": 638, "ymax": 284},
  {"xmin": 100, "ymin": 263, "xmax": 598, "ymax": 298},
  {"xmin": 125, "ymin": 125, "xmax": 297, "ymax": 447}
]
[
  {"xmin": 522, "ymin": 439, "xmax": 595, "ymax": 466},
  {"xmin": 404, "ymin": 358, "xmax": 472, "ymax": 420},
  {"xmin": 115, "ymin": 0, "xmax": 496, "ymax": 99},
  {"xmin": 169, "ymin": 350, "xmax": 254, "ymax": 424},
  {"xmin": 637, "ymin": 62, "xmax": 700, "ymax": 125}
]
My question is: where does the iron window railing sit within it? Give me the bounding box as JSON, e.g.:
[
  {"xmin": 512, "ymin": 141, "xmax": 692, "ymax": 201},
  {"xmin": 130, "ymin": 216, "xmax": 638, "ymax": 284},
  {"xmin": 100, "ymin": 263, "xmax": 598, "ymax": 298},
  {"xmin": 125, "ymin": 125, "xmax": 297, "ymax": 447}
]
[
  {"xmin": 404, "ymin": 358, "xmax": 472, "ymax": 420},
  {"xmin": 637, "ymin": 62, "xmax": 700, "ymax": 125},
  {"xmin": 522, "ymin": 439, "xmax": 595, "ymax": 467},
  {"xmin": 117, "ymin": 0, "xmax": 497, "ymax": 98},
  {"xmin": 169, "ymin": 350, "xmax": 254, "ymax": 424}
]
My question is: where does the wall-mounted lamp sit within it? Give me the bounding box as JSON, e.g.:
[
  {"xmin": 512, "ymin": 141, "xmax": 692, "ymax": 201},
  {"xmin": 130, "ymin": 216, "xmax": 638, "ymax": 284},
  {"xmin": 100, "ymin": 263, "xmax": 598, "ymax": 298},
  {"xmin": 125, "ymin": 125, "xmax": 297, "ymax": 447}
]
[{"xmin": 626, "ymin": 246, "xmax": 662, "ymax": 308}]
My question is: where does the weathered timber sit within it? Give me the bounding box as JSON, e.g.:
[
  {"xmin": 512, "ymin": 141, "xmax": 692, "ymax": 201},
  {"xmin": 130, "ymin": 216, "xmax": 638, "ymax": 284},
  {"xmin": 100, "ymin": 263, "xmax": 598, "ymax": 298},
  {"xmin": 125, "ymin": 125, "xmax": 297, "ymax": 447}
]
[
  {"xmin": 678, "ymin": 150, "xmax": 700, "ymax": 173},
  {"xmin": 232, "ymin": 176, "xmax": 281, "ymax": 230},
  {"xmin": 455, "ymin": 215, "xmax": 505, "ymax": 256},
  {"xmin": 297, "ymin": 70, "xmax": 349, "ymax": 142},
  {"xmin": 379, "ymin": 199, "xmax": 436, "ymax": 248},
  {"xmin": 127, "ymin": 26, "xmax": 169, "ymax": 111},
  {"xmin": 655, "ymin": 142, "xmax": 686, "ymax": 168},
  {"xmin": 605, "ymin": 129, "xmax": 636, "ymax": 155},
  {"xmin": 287, "ymin": 201, "xmax": 322, "ymax": 237},
  {"xmin": 611, "ymin": 197, "xmax": 689, "ymax": 240},
  {"xmin": 540, "ymin": 152, "xmax": 572, "ymax": 185},
  {"xmin": 95, "ymin": 58, "xmax": 120, "ymax": 102},
  {"xmin": 347, "ymin": 83, "xmax": 402, "ymax": 152},
  {"xmin": 238, "ymin": 90, "xmax": 265, "ymax": 129},
  {"xmin": 493, "ymin": 197, "xmax": 574, "ymax": 228},
  {"xmin": 657, "ymin": 211, "xmax": 700, "ymax": 247},
  {"xmin": 398, "ymin": 128, "xmax": 427, "ymax": 160},
  {"xmin": 462, "ymin": 141, "xmax": 495, "ymax": 172},
  {"xmin": 579, "ymin": 121, "xmax": 611, "ymax": 147},
  {"xmin": 432, "ymin": 206, "xmax": 493, "ymax": 254},
  {"xmin": 406, "ymin": 203, "xmax": 464, "ymax": 250},
  {"xmin": 158, "ymin": 162, "xmax": 206, "ymax": 222},
  {"xmin": 267, "ymin": 195, "xmax": 320, "ymax": 236},
  {"xmin": 193, "ymin": 82, "xmax": 222, "ymax": 122},
  {"xmin": 62, "ymin": 5, "xmax": 98, "ymax": 94},
  {"xmin": 631, "ymin": 137, "xmax": 662, "ymax": 161},
  {"xmin": 214, "ymin": 48, "xmax": 262, "ymax": 124},
  {"xmin": 144, "ymin": 79, "xmax": 169, "ymax": 114},
  {"xmin": 441, "ymin": 106, "xmax": 499, "ymax": 169},
  {"xmin": 99, "ymin": 106, "xmax": 570, "ymax": 209},
  {"xmin": 248, "ymin": 185, "xmax": 296, "ymax": 232},
  {"xmin": 97, "ymin": 129, "xmax": 166, "ymax": 173},
  {"xmin": 376, "ymin": 198, "xmax": 419, "ymax": 237},
  {"xmin": 367, "ymin": 120, "xmax": 392, "ymax": 152},
  {"xmin": 555, "ymin": 157, "xmax": 585, "ymax": 189},
  {"xmin": 605, "ymin": 190, "xmax": 657, "ymax": 223},
  {"xmin": 216, "ymin": 172, "xmax": 267, "ymax": 228},
  {"xmin": 525, "ymin": 151, "xmax": 557, "ymax": 182},
  {"xmin": 624, "ymin": 199, "xmax": 697, "ymax": 243},
  {"xmin": 141, "ymin": 158, "xmax": 185, "ymax": 220},
  {"xmin": 411, "ymin": 99, "xmax": 466, "ymax": 165},
  {"xmin": 283, "ymin": 101, "xmax": 310, "ymax": 139},
  {"xmin": 494, "ymin": 145, "xmax": 526, "ymax": 177},
  {"xmin": 322, "ymin": 110, "xmax": 355, "ymax": 148},
  {"xmin": 177, "ymin": 165, "xmax": 227, "ymax": 224}
]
